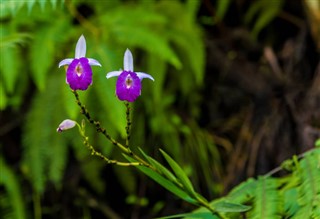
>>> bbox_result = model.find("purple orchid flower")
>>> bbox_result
[59,35,101,90]
[106,49,154,102]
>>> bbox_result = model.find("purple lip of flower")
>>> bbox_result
[106,49,154,102]
[58,35,101,90]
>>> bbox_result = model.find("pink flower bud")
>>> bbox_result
[57,119,76,132]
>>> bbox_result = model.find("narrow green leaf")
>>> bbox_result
[0,32,31,49]
[160,149,196,196]
[123,154,198,205]
[138,147,177,183]
[156,211,219,219]
[22,73,68,192]
[30,18,70,92]
[27,0,36,12]
[111,25,182,69]
[215,0,231,23]
[213,201,251,213]
[30,28,55,91]
[0,80,7,110]
[0,157,26,219]
[315,139,320,148]
[0,0,25,16]
[227,178,257,203]
[0,46,20,93]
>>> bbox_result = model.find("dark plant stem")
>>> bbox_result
[80,129,140,166]
[125,102,131,147]
[72,90,151,168]
[72,90,224,217]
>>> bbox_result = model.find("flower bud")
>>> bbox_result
[57,119,76,132]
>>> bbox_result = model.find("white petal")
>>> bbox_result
[57,119,76,132]
[59,58,73,67]
[75,35,86,58]
[88,58,102,67]
[124,48,133,71]
[106,71,122,79]
[136,72,155,81]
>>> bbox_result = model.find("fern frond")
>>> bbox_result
[247,177,281,219]
[0,0,59,16]
[22,73,68,192]
[30,19,71,91]
[0,33,31,49]
[0,46,20,94]
[0,156,26,219]
[294,149,320,218]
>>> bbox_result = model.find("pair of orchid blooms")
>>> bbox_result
[58,35,154,102]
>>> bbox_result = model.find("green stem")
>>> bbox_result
[72,90,152,168]
[124,102,131,147]
[72,90,222,216]
[79,127,141,166]
[33,191,41,219]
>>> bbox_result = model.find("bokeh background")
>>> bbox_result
[1,0,319,218]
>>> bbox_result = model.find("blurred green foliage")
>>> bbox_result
[2,0,318,218]
[0,0,216,217]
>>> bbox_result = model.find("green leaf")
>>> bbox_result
[160,149,196,197]
[0,32,31,49]
[62,86,81,119]
[113,25,182,69]
[138,147,177,183]
[248,177,281,219]
[227,178,257,203]
[22,73,68,192]
[92,65,126,137]
[168,29,205,85]
[0,46,20,94]
[156,211,219,219]
[30,18,69,91]
[212,201,251,213]
[30,28,55,91]
[244,0,284,38]
[0,157,26,219]
[315,139,320,148]
[123,154,198,205]
[0,0,25,17]
[0,80,7,110]
[214,0,231,23]
[294,148,320,218]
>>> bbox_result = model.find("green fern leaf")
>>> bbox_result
[168,29,205,86]
[113,25,182,69]
[0,32,31,49]
[244,0,284,38]
[0,156,26,219]
[0,0,58,16]
[248,177,281,219]
[30,19,70,91]
[227,178,257,203]
[0,46,20,94]
[294,149,320,218]
[22,73,68,192]
[0,80,7,110]
[0,0,25,16]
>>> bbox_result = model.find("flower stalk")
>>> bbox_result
[125,102,131,147]
[58,37,225,217]
[71,89,224,217]
[72,90,152,168]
